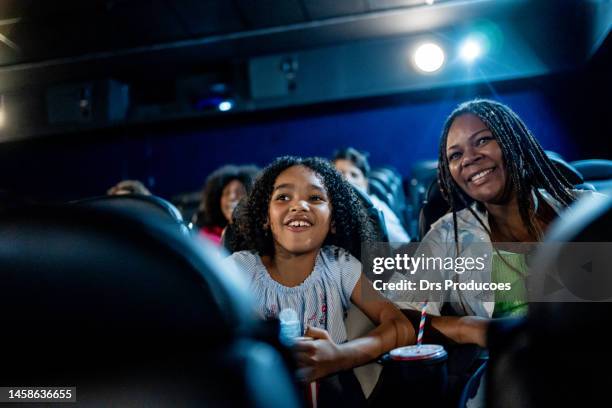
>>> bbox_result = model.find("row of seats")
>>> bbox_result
[171,156,612,245]
[0,195,301,407]
[2,187,609,406]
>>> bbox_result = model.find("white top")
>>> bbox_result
[389,189,598,317]
[225,245,362,343]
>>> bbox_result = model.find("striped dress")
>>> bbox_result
[225,245,361,344]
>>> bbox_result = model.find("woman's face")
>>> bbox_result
[268,165,332,256]
[220,179,247,222]
[446,114,508,204]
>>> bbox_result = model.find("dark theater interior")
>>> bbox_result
[0,0,611,406]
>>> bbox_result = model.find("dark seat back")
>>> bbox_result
[0,205,299,407]
[408,160,439,207]
[370,166,411,230]
[571,159,612,192]
[72,194,190,232]
[488,193,612,407]
[418,179,471,240]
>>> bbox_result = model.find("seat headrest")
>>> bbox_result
[72,194,187,230]
[410,160,438,182]
[547,155,584,185]
[571,159,612,181]
[418,179,470,240]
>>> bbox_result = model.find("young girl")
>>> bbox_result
[225,156,414,388]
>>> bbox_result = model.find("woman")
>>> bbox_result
[195,164,259,245]
[391,99,594,348]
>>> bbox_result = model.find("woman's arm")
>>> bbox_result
[430,315,489,347]
[294,274,414,381]
[400,308,489,348]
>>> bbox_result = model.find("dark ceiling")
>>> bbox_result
[0,0,609,142]
[0,0,461,67]
[0,0,536,88]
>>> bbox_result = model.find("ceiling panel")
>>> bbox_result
[17,0,106,21]
[171,0,244,36]
[0,0,197,65]
[367,0,426,11]
[236,0,306,29]
[302,0,369,20]
[105,0,187,47]
[5,13,106,63]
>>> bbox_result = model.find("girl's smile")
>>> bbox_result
[269,165,332,256]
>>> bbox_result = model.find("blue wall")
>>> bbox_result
[0,88,582,201]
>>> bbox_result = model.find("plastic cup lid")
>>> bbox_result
[389,344,447,361]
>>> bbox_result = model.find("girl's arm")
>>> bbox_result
[294,273,414,381]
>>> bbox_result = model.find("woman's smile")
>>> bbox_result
[467,166,497,186]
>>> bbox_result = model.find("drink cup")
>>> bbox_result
[378,344,448,407]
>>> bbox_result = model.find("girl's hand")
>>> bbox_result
[293,326,346,382]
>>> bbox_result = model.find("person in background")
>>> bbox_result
[195,164,259,245]
[333,147,411,242]
[107,180,151,196]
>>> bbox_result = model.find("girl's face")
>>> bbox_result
[268,165,332,256]
[446,114,509,204]
[221,179,247,222]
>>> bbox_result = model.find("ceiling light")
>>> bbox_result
[218,100,233,112]
[413,43,445,73]
[459,38,483,62]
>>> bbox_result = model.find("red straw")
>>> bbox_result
[417,302,428,347]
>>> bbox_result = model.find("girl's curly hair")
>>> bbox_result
[195,164,259,229]
[231,156,375,260]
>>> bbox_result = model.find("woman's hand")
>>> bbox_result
[293,326,347,382]
[457,316,489,347]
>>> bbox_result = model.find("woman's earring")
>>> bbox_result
[331,221,336,234]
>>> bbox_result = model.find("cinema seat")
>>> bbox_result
[370,167,411,231]
[0,205,300,407]
[417,179,471,241]
[408,160,438,206]
[72,194,190,233]
[571,159,612,192]
[487,192,612,407]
